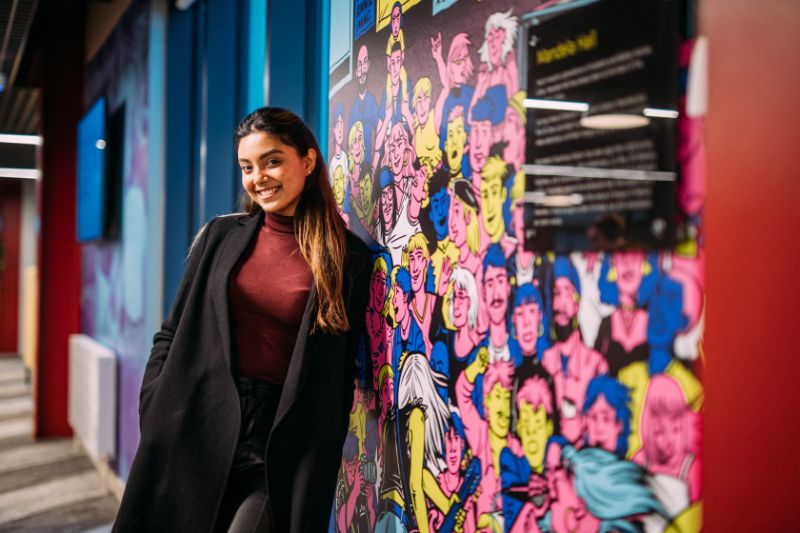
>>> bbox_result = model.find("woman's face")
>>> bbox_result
[651,411,687,466]
[584,394,622,454]
[350,128,364,165]
[415,92,431,124]
[445,427,464,475]
[238,132,313,216]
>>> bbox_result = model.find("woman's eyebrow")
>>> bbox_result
[238,148,284,163]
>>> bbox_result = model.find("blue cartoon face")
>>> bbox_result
[647,276,688,347]
[429,187,451,240]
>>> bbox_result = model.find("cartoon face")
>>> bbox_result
[469,119,492,174]
[483,264,510,326]
[392,284,409,323]
[370,269,388,312]
[356,45,370,85]
[517,402,551,470]
[350,128,364,165]
[445,426,465,475]
[343,457,359,486]
[389,124,409,176]
[553,277,580,327]
[449,48,470,86]
[480,174,506,241]
[429,187,451,240]
[408,248,428,294]
[445,114,467,172]
[513,300,541,355]
[415,91,431,124]
[503,108,525,169]
[549,467,601,533]
[648,278,686,346]
[238,131,312,217]
[390,4,401,37]
[388,48,404,87]
[334,115,344,148]
[451,284,471,329]
[332,166,345,207]
[584,394,622,454]
[448,197,468,248]
[612,251,646,297]
[651,411,687,465]
[380,185,395,226]
[485,382,511,438]
[487,25,506,67]
[359,172,374,213]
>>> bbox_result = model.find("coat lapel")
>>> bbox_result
[211,210,264,371]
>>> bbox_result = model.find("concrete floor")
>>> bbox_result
[0,357,118,532]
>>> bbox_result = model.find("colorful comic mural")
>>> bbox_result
[81,0,155,479]
[328,0,704,531]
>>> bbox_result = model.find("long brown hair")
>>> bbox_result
[235,107,349,334]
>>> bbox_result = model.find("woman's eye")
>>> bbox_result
[241,166,252,172]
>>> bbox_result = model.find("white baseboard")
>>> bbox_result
[74,437,125,502]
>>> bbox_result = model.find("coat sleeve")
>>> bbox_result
[139,218,216,426]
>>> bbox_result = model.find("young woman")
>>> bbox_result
[113,107,371,533]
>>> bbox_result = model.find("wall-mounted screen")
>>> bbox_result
[76,96,107,242]
[523,0,680,253]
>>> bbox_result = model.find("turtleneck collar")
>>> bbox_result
[264,211,295,234]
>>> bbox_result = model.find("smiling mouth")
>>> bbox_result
[256,185,281,200]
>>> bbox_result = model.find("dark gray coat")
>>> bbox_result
[113,210,371,532]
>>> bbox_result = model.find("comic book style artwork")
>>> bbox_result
[328,1,705,531]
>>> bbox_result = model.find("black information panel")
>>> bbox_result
[523,0,680,253]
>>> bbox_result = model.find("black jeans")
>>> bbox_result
[215,376,283,533]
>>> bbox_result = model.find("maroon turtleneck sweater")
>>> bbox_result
[228,212,313,383]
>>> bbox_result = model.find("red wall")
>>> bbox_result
[703,1,800,530]
[0,179,21,353]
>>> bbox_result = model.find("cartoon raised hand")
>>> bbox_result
[527,472,550,518]
[465,346,489,383]
[438,257,453,296]
[431,32,443,61]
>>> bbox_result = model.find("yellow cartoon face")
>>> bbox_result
[485,382,511,438]
[333,166,345,208]
[445,114,466,172]
[480,172,507,241]
[517,401,553,471]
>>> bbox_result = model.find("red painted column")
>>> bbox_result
[35,1,85,437]
[702,0,800,529]
[0,179,21,353]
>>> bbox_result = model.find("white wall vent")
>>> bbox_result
[68,334,117,462]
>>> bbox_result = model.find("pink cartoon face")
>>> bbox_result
[487,25,506,67]
[469,119,492,174]
[452,285,471,329]
[584,395,622,454]
[356,45,369,84]
[503,109,525,170]
[448,198,468,248]
[449,47,470,86]
[484,265,510,326]
[651,412,688,466]
[388,48,404,87]
[612,251,646,297]
[445,426,464,475]
[553,277,580,327]
[380,186,395,226]
[390,5,401,38]
[389,124,409,176]
[334,115,344,147]
[408,249,428,294]
[548,466,600,533]
[513,301,541,355]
